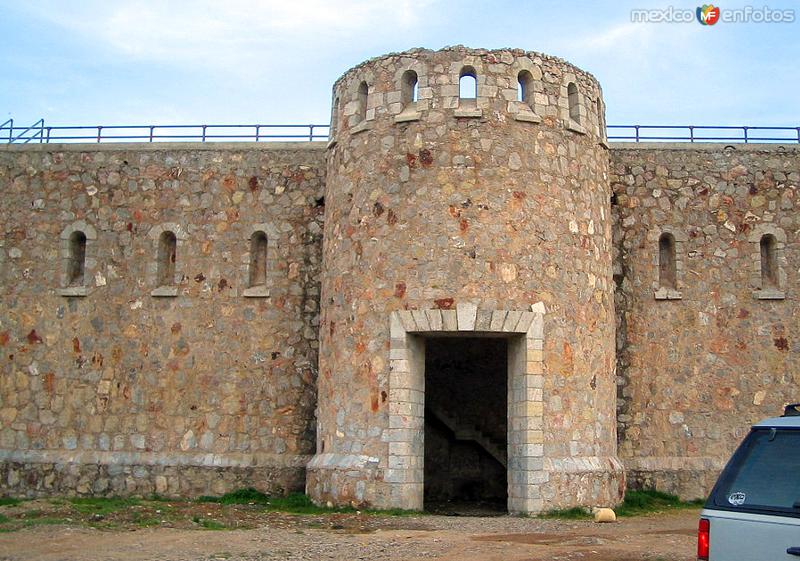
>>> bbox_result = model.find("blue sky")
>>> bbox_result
[1,0,798,129]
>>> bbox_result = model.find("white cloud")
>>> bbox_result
[574,22,655,52]
[20,0,435,67]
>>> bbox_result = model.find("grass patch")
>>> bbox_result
[539,506,593,520]
[0,498,21,507]
[131,511,165,528]
[148,493,173,502]
[198,489,419,516]
[68,497,141,516]
[22,517,72,528]
[0,514,10,524]
[538,489,704,520]
[616,489,704,517]
[199,489,339,514]
[192,515,227,530]
[265,493,339,514]
[20,510,45,519]
[198,488,271,505]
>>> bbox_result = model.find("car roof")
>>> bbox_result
[752,416,800,428]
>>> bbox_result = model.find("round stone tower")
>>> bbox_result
[307,46,624,513]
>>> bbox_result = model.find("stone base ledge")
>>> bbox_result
[306,453,387,509]
[623,456,726,501]
[0,455,308,499]
[539,455,626,511]
[0,449,311,469]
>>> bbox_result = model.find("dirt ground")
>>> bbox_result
[0,500,700,561]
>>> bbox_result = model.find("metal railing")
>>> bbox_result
[607,125,800,144]
[0,121,329,144]
[1,119,13,143]
[2,120,799,145]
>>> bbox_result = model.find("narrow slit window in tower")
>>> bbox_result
[401,70,418,107]
[568,82,580,124]
[459,67,477,99]
[517,70,534,106]
[357,81,368,123]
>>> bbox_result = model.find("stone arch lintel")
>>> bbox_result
[243,223,280,244]
[147,223,188,241]
[60,220,97,241]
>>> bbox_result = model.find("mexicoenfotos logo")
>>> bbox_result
[697,4,721,25]
[631,4,795,23]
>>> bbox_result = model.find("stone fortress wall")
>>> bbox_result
[0,46,797,510]
[0,144,325,497]
[611,144,800,498]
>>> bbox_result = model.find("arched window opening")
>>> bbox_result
[658,233,677,290]
[249,231,268,288]
[357,81,369,123]
[401,70,418,106]
[67,231,87,286]
[459,66,477,99]
[517,70,534,105]
[567,82,580,124]
[760,234,778,288]
[157,231,177,287]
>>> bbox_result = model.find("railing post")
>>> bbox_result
[202,125,207,142]
[97,126,103,143]
[309,124,314,141]
[796,127,799,144]
[46,128,52,143]
[689,126,694,143]
[7,119,12,144]
[634,125,640,142]
[255,125,261,142]
[149,126,155,142]
[39,120,45,144]
[743,126,749,144]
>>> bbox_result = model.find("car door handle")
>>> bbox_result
[787,547,800,556]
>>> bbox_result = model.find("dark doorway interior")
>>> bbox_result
[424,336,508,515]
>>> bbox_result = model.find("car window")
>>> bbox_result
[713,428,800,513]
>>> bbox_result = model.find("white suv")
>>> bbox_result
[698,404,800,560]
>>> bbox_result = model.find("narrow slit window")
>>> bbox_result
[568,82,580,124]
[357,81,368,123]
[517,70,534,105]
[459,66,477,99]
[401,70,418,106]
[67,231,87,286]
[658,233,677,290]
[760,234,778,288]
[249,231,268,288]
[157,231,177,287]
